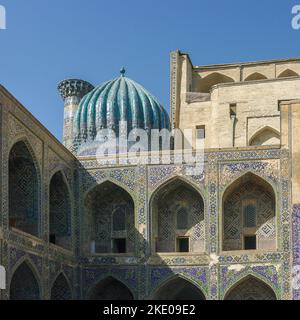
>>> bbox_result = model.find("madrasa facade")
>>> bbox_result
[1,50,300,300]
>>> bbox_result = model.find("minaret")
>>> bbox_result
[58,79,94,151]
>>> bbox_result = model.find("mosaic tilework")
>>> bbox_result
[154,182,205,253]
[84,181,135,254]
[207,155,218,299]
[170,50,179,129]
[219,160,279,189]
[136,165,148,269]
[83,267,138,299]
[50,273,72,300]
[224,276,277,300]
[7,114,43,169]
[279,156,291,300]
[0,102,77,300]
[88,276,134,300]
[81,167,136,194]
[148,164,205,194]
[10,262,41,300]
[0,92,295,300]
[220,264,280,300]
[49,171,71,249]
[149,267,209,298]
[223,178,276,251]
[293,204,300,300]
[9,141,40,236]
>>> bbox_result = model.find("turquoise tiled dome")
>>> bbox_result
[74,68,170,146]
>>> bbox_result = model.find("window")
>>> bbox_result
[244,204,256,228]
[196,125,205,139]
[112,207,126,231]
[155,237,159,253]
[49,234,56,245]
[244,235,256,250]
[9,218,17,228]
[230,103,237,117]
[177,237,189,252]
[113,238,126,253]
[176,207,188,230]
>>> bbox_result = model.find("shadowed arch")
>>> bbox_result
[198,72,235,93]
[150,176,205,253]
[10,261,41,300]
[224,275,277,300]
[49,171,72,249]
[277,69,299,78]
[84,180,135,254]
[51,273,72,300]
[9,140,40,237]
[244,72,268,81]
[222,172,276,251]
[249,126,280,146]
[151,275,206,300]
[88,276,134,300]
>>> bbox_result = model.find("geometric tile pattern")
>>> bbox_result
[9,141,39,236]
[224,276,276,300]
[49,171,71,249]
[50,273,72,300]
[0,103,295,300]
[84,181,135,253]
[153,180,205,253]
[223,176,276,251]
[10,262,40,300]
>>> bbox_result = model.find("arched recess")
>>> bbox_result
[49,171,72,249]
[198,72,235,93]
[10,261,41,300]
[88,276,134,300]
[150,177,205,253]
[222,172,276,251]
[277,69,299,78]
[249,126,280,146]
[51,273,72,300]
[9,140,40,237]
[244,72,268,81]
[151,275,206,300]
[84,181,135,254]
[224,275,277,300]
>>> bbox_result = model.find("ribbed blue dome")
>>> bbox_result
[73,71,170,147]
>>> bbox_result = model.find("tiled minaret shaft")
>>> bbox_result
[58,79,94,151]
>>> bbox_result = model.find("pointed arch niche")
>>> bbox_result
[198,72,235,93]
[49,171,72,249]
[88,276,134,300]
[277,69,299,78]
[244,72,268,81]
[152,276,206,300]
[224,275,277,300]
[9,141,40,237]
[51,273,72,300]
[249,127,280,146]
[150,177,205,254]
[10,261,40,300]
[84,181,135,254]
[222,173,276,251]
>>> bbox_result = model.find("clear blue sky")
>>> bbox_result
[0,0,299,140]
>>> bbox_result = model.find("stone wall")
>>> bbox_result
[0,85,78,300]
[171,51,300,150]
